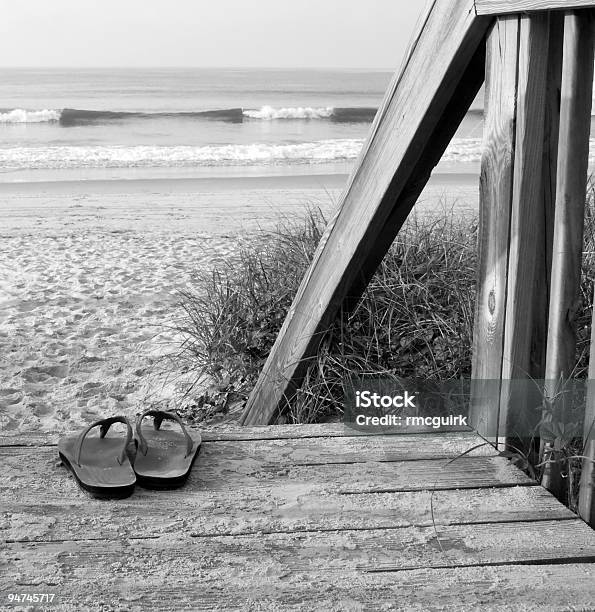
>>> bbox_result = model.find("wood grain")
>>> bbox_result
[3,521,595,589]
[0,421,471,447]
[531,12,563,380]
[2,563,594,611]
[241,0,490,424]
[475,0,595,15]
[1,486,572,544]
[498,13,551,450]
[0,447,530,500]
[545,10,594,383]
[471,14,552,448]
[470,16,519,439]
[543,10,595,497]
[2,424,593,610]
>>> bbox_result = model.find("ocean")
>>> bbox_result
[0,68,487,183]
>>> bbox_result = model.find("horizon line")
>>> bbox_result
[0,65,396,72]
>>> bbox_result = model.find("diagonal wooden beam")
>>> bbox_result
[475,0,595,15]
[240,0,491,425]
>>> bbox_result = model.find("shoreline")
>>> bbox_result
[0,168,479,192]
[0,171,480,237]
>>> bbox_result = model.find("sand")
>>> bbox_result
[0,172,478,435]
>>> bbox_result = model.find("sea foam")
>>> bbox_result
[3,136,593,170]
[243,106,334,120]
[0,109,61,123]
[0,140,365,170]
[0,106,377,125]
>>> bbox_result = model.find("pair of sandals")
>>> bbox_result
[58,410,202,498]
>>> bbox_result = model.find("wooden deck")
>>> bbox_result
[2,424,595,610]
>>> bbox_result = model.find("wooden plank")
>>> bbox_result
[0,445,532,504]
[0,422,472,447]
[545,9,594,389]
[475,0,595,15]
[0,430,492,462]
[341,33,487,309]
[470,16,520,440]
[543,10,595,497]
[579,295,595,525]
[2,563,594,611]
[531,12,563,379]
[471,14,552,448]
[240,0,491,424]
[194,431,495,465]
[3,520,595,583]
[1,486,572,543]
[499,13,551,438]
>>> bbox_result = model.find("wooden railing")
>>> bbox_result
[239,0,595,527]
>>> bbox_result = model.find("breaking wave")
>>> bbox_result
[0,109,62,123]
[243,106,378,122]
[0,138,496,170]
[0,106,378,126]
[0,140,365,170]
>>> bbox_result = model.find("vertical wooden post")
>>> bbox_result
[470,16,519,442]
[531,13,563,379]
[471,14,553,450]
[579,300,595,526]
[542,10,595,498]
[499,14,551,446]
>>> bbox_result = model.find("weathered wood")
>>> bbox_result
[498,13,552,452]
[579,296,595,525]
[471,14,553,448]
[545,9,594,386]
[241,0,491,424]
[3,520,595,583]
[2,425,593,610]
[470,16,520,440]
[0,430,489,459]
[2,563,594,611]
[0,447,529,500]
[0,421,471,447]
[532,12,563,379]
[1,486,572,543]
[475,0,595,15]
[543,10,595,497]
[342,36,487,309]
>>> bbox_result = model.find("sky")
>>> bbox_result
[0,0,422,69]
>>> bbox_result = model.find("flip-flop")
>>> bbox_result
[58,416,136,499]
[133,410,201,489]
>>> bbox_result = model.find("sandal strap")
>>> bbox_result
[136,410,194,458]
[74,416,132,466]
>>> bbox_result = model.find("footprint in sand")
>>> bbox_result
[29,402,52,417]
[22,364,69,383]
[79,381,105,398]
[0,388,24,406]
[75,355,105,373]
[17,300,42,313]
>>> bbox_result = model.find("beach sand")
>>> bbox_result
[0,172,478,435]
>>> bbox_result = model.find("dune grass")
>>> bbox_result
[175,192,595,426]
